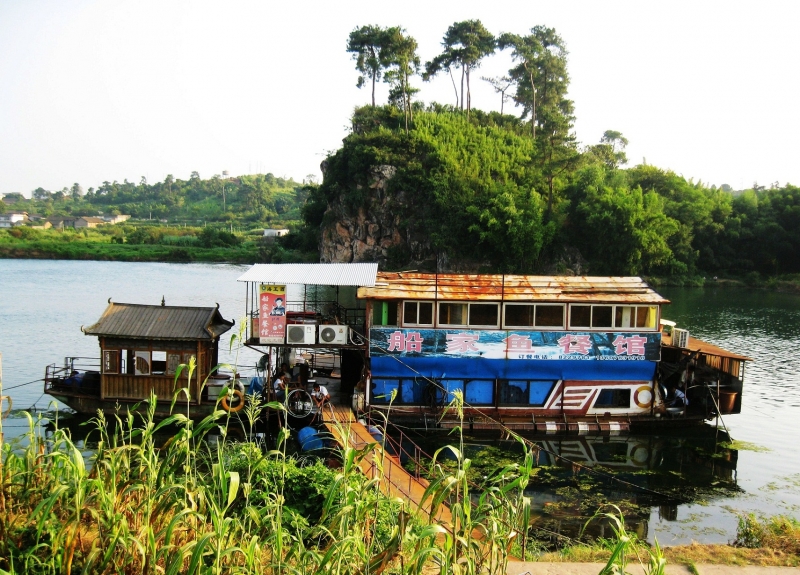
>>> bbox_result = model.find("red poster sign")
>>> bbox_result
[259,284,286,344]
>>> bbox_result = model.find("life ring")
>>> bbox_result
[221,388,245,413]
[630,443,649,466]
[633,385,653,409]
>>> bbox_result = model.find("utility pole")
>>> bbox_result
[221,170,229,212]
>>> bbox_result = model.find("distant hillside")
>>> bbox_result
[0,172,312,230]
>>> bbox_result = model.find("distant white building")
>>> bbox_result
[0,211,28,228]
[263,228,290,238]
[103,214,131,224]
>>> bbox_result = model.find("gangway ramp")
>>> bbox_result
[321,406,520,563]
[321,405,451,525]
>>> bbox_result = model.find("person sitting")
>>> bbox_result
[273,370,287,402]
[667,383,688,408]
[311,383,330,408]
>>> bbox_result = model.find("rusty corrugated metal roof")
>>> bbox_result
[358,273,670,304]
[237,263,378,286]
[83,302,234,341]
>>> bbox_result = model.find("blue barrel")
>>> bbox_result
[297,426,323,451]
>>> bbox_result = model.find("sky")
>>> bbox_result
[1,0,799,197]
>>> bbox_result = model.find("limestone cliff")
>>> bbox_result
[318,163,432,268]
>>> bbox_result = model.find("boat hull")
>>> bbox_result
[47,391,220,420]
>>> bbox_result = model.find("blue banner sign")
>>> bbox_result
[370,328,661,362]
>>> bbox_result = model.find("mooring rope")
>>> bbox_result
[1,377,44,391]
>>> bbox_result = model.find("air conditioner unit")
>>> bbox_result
[286,324,316,345]
[672,328,690,348]
[318,324,349,345]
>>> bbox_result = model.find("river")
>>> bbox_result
[0,260,798,546]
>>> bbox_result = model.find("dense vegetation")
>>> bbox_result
[3,20,799,282]
[0,172,311,228]
[0,172,321,263]
[296,21,800,280]
[2,393,796,573]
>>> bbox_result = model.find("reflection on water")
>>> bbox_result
[407,427,741,546]
[526,430,740,546]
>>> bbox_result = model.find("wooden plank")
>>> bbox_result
[321,405,519,562]
[322,406,450,524]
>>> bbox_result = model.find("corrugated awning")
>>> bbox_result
[237,263,379,287]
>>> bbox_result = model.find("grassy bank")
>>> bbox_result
[0,226,261,263]
[0,239,259,263]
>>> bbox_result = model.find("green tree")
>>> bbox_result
[500,26,577,213]
[587,130,629,170]
[424,20,495,116]
[347,25,394,107]
[70,183,83,200]
[382,27,420,133]
[481,75,513,115]
[566,166,678,275]
[32,187,51,201]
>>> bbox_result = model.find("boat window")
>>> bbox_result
[402,301,433,326]
[613,305,660,329]
[499,379,555,406]
[594,388,631,409]
[592,306,613,328]
[536,305,565,328]
[167,353,182,375]
[468,303,499,327]
[504,304,534,327]
[570,305,591,327]
[103,350,119,374]
[439,302,467,326]
[504,304,565,329]
[373,300,399,326]
[499,380,529,405]
[572,305,655,330]
[152,351,167,375]
[615,306,636,328]
[134,351,151,375]
[464,380,494,405]
[636,306,657,328]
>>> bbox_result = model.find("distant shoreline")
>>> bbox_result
[0,242,257,264]
[3,244,799,293]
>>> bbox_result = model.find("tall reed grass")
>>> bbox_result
[0,339,666,574]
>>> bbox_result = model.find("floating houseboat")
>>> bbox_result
[44,301,240,418]
[46,264,749,432]
[237,264,750,432]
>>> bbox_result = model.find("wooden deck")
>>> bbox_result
[321,405,451,525]
[321,405,520,563]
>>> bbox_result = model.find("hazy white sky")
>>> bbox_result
[1,0,798,196]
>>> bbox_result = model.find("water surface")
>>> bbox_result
[0,261,798,545]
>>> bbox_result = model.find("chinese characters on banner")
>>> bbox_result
[259,284,286,344]
[373,328,659,361]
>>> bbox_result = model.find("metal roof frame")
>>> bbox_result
[237,263,379,287]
